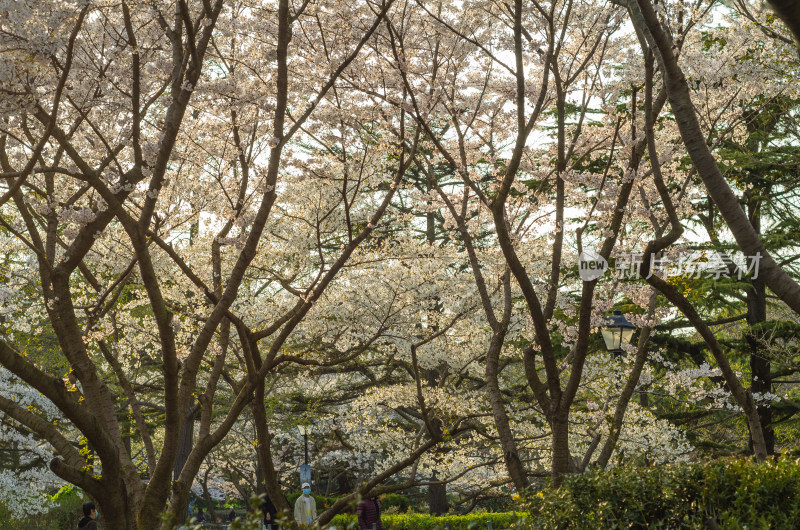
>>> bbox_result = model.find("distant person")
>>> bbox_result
[196,507,206,523]
[227,507,236,522]
[261,493,279,529]
[77,501,98,529]
[293,482,317,525]
[357,495,384,530]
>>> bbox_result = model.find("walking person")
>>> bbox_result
[293,482,317,526]
[227,507,236,522]
[77,501,98,529]
[196,507,207,523]
[357,495,384,530]
[261,493,279,529]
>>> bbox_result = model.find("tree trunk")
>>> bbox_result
[745,190,774,454]
[486,328,530,490]
[202,467,220,523]
[551,413,572,487]
[428,473,448,515]
[426,366,449,515]
[747,273,774,454]
[425,201,451,513]
[252,379,292,514]
[89,476,141,530]
[171,397,196,525]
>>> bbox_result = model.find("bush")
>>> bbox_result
[702,457,800,528]
[380,494,411,514]
[527,457,800,529]
[285,492,413,515]
[0,485,86,530]
[329,511,523,529]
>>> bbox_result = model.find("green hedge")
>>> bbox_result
[381,493,411,513]
[329,512,521,529]
[527,457,800,529]
[284,493,412,517]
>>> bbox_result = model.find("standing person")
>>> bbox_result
[77,501,98,529]
[357,495,384,530]
[227,507,236,522]
[293,483,317,526]
[261,493,279,529]
[196,507,207,523]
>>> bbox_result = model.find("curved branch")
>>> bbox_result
[0,394,83,469]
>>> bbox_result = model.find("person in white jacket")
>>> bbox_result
[294,482,317,525]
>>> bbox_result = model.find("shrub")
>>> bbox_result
[526,456,800,529]
[329,511,523,529]
[381,493,411,514]
[702,457,800,528]
[285,493,411,516]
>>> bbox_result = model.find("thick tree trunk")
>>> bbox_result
[171,397,196,525]
[88,475,141,530]
[252,379,292,514]
[428,475,448,515]
[550,414,572,487]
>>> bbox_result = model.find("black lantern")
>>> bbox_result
[601,309,636,353]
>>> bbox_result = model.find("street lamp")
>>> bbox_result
[297,424,310,465]
[601,309,636,354]
[297,424,312,488]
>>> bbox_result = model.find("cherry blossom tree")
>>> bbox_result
[0,0,412,526]
[2,0,799,525]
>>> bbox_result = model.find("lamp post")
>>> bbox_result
[298,424,310,465]
[601,309,636,354]
[298,424,311,488]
